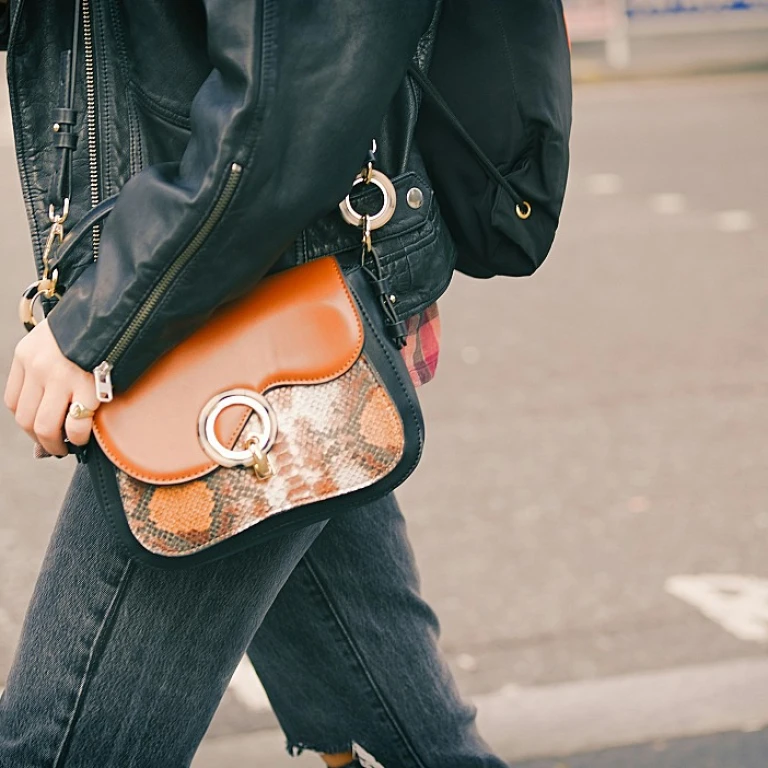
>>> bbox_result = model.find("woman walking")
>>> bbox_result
[0,0,570,766]
[0,1,509,766]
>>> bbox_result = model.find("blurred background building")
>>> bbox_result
[1,8,767,766]
[566,0,768,72]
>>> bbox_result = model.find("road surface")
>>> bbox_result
[1,62,767,765]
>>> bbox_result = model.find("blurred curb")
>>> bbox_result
[572,57,768,85]
[571,23,768,84]
[193,656,768,767]
[475,654,768,761]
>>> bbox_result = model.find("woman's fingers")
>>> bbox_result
[34,387,70,457]
[13,378,44,443]
[4,357,24,414]
[6,320,99,451]
[64,389,99,447]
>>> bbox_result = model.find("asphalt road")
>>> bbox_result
[515,728,768,768]
[1,65,767,765]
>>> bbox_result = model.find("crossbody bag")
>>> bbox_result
[20,1,425,569]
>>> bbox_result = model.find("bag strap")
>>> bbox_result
[48,0,83,215]
[408,65,521,206]
[49,195,117,275]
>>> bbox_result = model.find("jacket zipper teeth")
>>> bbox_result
[82,0,101,258]
[94,163,244,396]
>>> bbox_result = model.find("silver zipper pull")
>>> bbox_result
[93,361,114,403]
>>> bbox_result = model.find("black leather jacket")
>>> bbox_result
[2,0,454,393]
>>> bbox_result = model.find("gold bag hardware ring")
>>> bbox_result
[197,389,279,481]
[338,168,397,232]
[19,201,70,332]
[19,277,61,333]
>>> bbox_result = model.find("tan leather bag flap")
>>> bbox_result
[93,257,364,485]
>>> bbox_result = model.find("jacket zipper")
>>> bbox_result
[82,0,101,258]
[92,162,244,402]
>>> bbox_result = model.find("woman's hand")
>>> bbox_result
[4,319,100,456]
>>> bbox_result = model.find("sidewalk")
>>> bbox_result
[2,21,768,768]
[571,18,768,82]
[192,656,768,767]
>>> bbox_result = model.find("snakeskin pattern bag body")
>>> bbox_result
[88,258,424,568]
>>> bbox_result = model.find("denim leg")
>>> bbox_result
[248,493,509,768]
[0,466,326,768]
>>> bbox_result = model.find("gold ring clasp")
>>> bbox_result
[244,436,273,481]
[339,169,397,231]
[19,275,62,333]
[19,199,71,332]
[198,389,278,479]
[48,198,71,226]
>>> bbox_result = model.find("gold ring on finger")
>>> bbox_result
[68,402,96,420]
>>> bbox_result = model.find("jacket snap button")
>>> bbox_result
[406,187,424,209]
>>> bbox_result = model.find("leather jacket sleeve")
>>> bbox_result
[47,0,437,392]
[0,2,10,51]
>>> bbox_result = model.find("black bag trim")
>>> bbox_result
[86,266,424,570]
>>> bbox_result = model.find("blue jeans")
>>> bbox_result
[0,466,508,767]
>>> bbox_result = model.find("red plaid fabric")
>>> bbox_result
[400,302,441,388]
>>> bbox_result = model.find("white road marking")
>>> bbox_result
[665,574,768,643]
[754,511,768,530]
[228,657,271,712]
[455,653,479,672]
[627,495,650,514]
[649,193,686,215]
[715,209,755,233]
[460,346,481,366]
[585,173,622,196]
